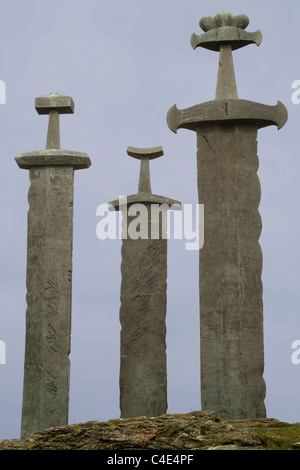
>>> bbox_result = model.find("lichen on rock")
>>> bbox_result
[0,411,299,451]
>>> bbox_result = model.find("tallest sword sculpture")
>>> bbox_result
[167,12,287,419]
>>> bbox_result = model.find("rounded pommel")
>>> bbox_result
[200,12,249,32]
[191,11,261,51]
[35,93,74,115]
[127,146,163,160]
[126,146,163,195]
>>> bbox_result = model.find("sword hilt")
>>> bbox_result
[15,93,91,170]
[191,12,262,100]
[35,93,75,150]
[127,146,163,195]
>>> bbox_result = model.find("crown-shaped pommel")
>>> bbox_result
[191,12,262,51]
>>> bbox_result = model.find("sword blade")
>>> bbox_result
[119,205,168,418]
[21,166,74,436]
[197,122,266,419]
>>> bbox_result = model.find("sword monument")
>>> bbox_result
[110,146,181,418]
[167,12,287,419]
[16,93,91,436]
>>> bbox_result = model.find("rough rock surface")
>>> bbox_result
[0,411,299,450]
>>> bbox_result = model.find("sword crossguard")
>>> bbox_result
[127,146,163,195]
[35,93,75,150]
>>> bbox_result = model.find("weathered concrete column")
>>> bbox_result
[110,147,181,418]
[167,12,288,419]
[16,93,91,437]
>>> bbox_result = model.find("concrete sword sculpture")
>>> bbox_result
[16,93,91,437]
[110,146,181,418]
[167,12,288,419]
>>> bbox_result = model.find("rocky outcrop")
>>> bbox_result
[0,411,299,450]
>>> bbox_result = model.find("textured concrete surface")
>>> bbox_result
[110,147,180,419]
[119,206,168,418]
[21,166,75,437]
[197,122,266,419]
[16,93,91,437]
[167,13,287,419]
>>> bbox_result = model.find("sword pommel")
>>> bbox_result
[127,146,163,160]
[126,146,163,195]
[35,93,75,149]
[191,12,262,52]
[35,93,74,115]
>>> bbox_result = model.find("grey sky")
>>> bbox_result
[0,0,299,439]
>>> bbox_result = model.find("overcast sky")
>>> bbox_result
[0,0,299,439]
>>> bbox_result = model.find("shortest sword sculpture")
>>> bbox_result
[16,93,91,437]
[167,12,287,419]
[110,146,181,418]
